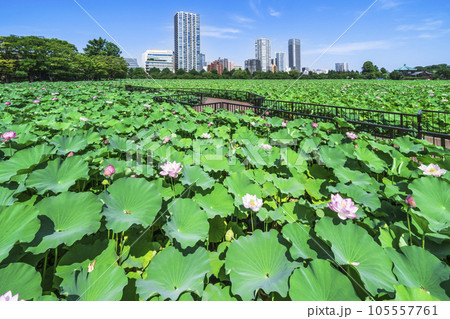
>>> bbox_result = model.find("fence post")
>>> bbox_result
[417,110,422,139]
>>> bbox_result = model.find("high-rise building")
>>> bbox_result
[335,62,349,72]
[217,57,229,71]
[255,38,271,72]
[141,49,174,72]
[199,53,206,68]
[228,61,235,71]
[244,59,262,74]
[275,51,286,72]
[125,58,140,69]
[288,38,301,71]
[174,11,201,72]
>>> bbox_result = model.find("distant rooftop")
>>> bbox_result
[395,64,417,71]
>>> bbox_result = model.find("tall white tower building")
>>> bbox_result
[288,38,301,71]
[275,51,286,72]
[255,38,271,72]
[174,11,201,72]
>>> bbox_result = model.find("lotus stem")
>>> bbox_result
[250,211,254,233]
[42,250,49,279]
[407,207,413,246]
[422,233,426,249]
[54,247,58,272]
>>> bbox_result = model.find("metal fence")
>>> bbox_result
[125,85,449,148]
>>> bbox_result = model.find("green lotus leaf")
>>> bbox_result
[0,185,17,206]
[393,136,424,155]
[108,135,135,152]
[26,156,89,194]
[136,246,209,300]
[209,216,227,243]
[27,192,102,254]
[51,135,88,155]
[223,172,261,206]
[289,259,360,301]
[281,222,318,260]
[299,137,322,154]
[163,198,209,249]
[202,283,237,301]
[225,229,295,300]
[60,255,127,301]
[200,154,229,172]
[393,284,440,301]
[409,177,450,232]
[180,165,215,190]
[209,241,229,278]
[273,176,305,197]
[315,217,397,295]
[193,183,235,218]
[304,178,326,200]
[354,147,386,173]
[0,143,54,183]
[0,204,40,262]
[318,146,347,168]
[329,182,380,213]
[100,178,162,233]
[385,246,450,301]
[0,263,42,300]
[333,166,381,193]
[279,146,308,172]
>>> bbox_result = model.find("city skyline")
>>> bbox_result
[1,1,449,71]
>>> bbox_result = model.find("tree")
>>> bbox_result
[389,70,402,80]
[380,67,387,74]
[189,68,199,76]
[175,68,186,76]
[84,37,121,57]
[129,67,148,79]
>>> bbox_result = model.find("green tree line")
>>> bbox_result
[0,35,128,82]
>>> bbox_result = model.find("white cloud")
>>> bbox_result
[303,40,391,55]
[397,19,443,32]
[269,8,281,17]
[202,26,241,39]
[249,0,262,16]
[231,15,255,24]
[380,0,402,10]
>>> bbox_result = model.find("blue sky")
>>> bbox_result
[1,0,449,71]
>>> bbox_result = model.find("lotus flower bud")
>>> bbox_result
[4,101,11,106]
[312,122,318,128]
[405,195,416,208]
[103,165,115,177]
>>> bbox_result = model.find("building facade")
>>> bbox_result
[335,62,349,72]
[288,38,301,71]
[275,51,286,72]
[199,53,206,68]
[174,11,201,72]
[255,38,271,72]
[141,49,174,72]
[244,59,262,74]
[125,58,140,69]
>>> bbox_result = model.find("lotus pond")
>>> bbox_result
[0,81,449,301]
[124,79,450,113]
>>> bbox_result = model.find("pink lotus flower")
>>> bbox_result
[0,291,24,301]
[208,122,213,127]
[80,117,90,122]
[312,122,318,128]
[103,165,115,177]
[93,96,97,99]
[405,195,416,208]
[106,101,113,104]
[163,136,170,143]
[181,116,184,119]
[202,133,211,139]
[144,104,151,108]
[159,161,182,178]
[4,101,11,106]
[33,100,40,103]
[130,175,138,178]
[443,99,448,102]
[52,97,58,101]
[327,194,358,220]
[251,121,256,126]
[173,111,176,114]
[103,139,109,144]
[261,143,272,150]
[346,132,358,140]
[282,121,287,127]
[418,163,446,177]
[1,131,17,142]
[51,92,59,95]
[242,194,263,212]
[160,108,164,111]
[265,111,269,115]
[67,152,74,157]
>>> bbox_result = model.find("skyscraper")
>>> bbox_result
[174,11,201,72]
[275,51,286,72]
[255,38,271,72]
[244,59,262,74]
[288,38,301,71]
[335,62,349,72]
